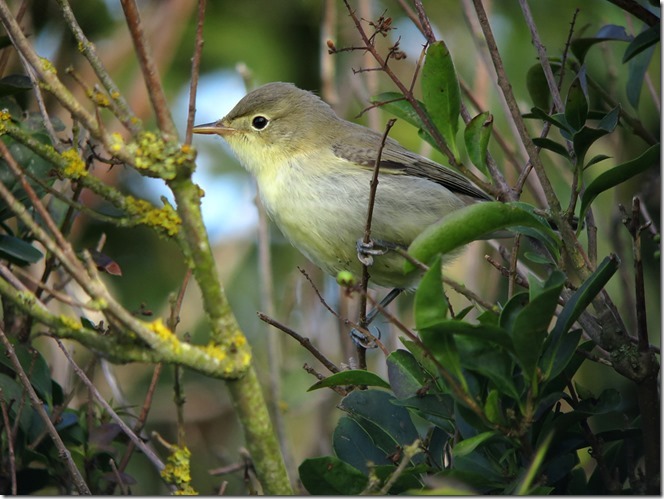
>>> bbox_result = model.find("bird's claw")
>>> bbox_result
[350,326,381,349]
[356,239,389,266]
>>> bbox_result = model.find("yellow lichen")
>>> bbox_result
[59,314,82,331]
[88,89,110,108]
[108,133,124,153]
[125,196,181,237]
[40,57,57,74]
[124,131,196,180]
[61,149,87,179]
[161,446,197,495]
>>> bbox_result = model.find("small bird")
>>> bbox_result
[193,82,490,290]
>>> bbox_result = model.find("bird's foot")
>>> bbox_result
[356,238,390,266]
[350,325,381,349]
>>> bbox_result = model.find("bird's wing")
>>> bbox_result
[332,135,492,201]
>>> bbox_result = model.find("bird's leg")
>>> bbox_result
[350,287,404,348]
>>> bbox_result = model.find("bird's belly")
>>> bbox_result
[258,168,466,288]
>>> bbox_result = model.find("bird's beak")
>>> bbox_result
[192,120,235,136]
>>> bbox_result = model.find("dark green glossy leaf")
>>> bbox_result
[585,154,611,169]
[307,370,389,391]
[0,75,32,97]
[542,328,583,381]
[565,73,588,132]
[333,416,390,473]
[0,134,55,222]
[422,40,461,158]
[339,389,420,449]
[579,143,659,222]
[391,394,455,433]
[387,349,429,399]
[0,342,53,407]
[425,319,513,350]
[0,234,43,265]
[509,272,565,381]
[406,202,560,272]
[419,323,465,391]
[626,44,655,109]
[414,255,447,329]
[299,456,368,495]
[572,125,610,164]
[457,339,521,401]
[551,255,619,341]
[526,62,562,110]
[533,137,570,159]
[464,112,493,174]
[525,107,571,132]
[570,24,632,63]
[623,23,660,63]
[0,373,33,433]
[597,105,621,132]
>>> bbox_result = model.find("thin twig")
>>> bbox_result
[120,0,177,138]
[518,0,565,113]
[53,339,168,477]
[257,312,340,374]
[185,0,206,145]
[0,392,17,495]
[358,118,396,367]
[0,327,91,494]
[56,0,140,134]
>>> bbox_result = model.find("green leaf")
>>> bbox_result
[392,394,455,433]
[570,24,632,63]
[515,431,554,495]
[549,255,619,342]
[0,342,53,407]
[623,23,660,63]
[509,271,565,381]
[483,389,503,425]
[307,370,390,391]
[542,328,583,381]
[532,137,570,159]
[0,134,56,222]
[339,389,420,449]
[299,456,368,495]
[422,40,461,158]
[526,62,562,110]
[579,143,659,222]
[0,234,43,265]
[333,416,391,473]
[419,323,465,391]
[525,107,571,132]
[626,44,655,109]
[464,112,493,174]
[572,126,609,164]
[371,91,427,130]
[424,320,513,350]
[584,154,611,169]
[453,431,499,458]
[565,73,588,132]
[406,202,560,272]
[414,255,447,329]
[0,75,32,97]
[387,349,429,399]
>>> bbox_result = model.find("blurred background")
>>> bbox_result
[12,0,660,493]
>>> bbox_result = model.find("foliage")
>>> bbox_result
[0,0,659,495]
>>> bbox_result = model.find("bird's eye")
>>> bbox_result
[251,115,269,130]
